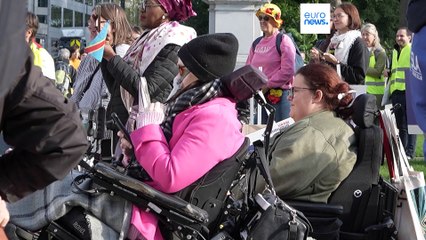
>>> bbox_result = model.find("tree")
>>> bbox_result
[352,0,399,53]
[184,0,209,35]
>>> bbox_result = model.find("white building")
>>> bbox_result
[27,0,118,55]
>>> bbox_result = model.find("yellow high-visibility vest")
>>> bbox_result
[30,41,43,68]
[389,44,411,94]
[365,51,385,94]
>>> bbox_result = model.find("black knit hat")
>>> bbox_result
[178,33,239,83]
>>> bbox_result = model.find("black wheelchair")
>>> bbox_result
[288,93,398,240]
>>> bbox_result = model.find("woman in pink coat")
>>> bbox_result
[120,33,246,240]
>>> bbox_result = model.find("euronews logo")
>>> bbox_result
[300,3,331,34]
[303,12,329,25]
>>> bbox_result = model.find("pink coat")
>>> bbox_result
[129,97,245,239]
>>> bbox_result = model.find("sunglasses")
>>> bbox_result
[289,87,315,98]
[258,15,271,22]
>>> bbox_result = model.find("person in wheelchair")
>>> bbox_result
[265,63,357,203]
[118,32,245,239]
[6,33,246,240]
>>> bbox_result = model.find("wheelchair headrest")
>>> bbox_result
[351,94,378,128]
[221,65,268,101]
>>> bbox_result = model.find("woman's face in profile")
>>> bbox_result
[332,7,350,32]
[288,74,316,122]
[139,0,166,29]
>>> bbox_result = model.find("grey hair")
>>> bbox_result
[361,23,382,49]
[58,48,70,61]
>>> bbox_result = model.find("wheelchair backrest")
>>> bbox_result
[174,137,250,232]
[328,94,384,232]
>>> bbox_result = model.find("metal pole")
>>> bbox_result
[47,0,51,52]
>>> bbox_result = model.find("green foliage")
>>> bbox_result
[183,0,209,35]
[353,0,399,54]
[268,0,400,56]
[273,0,333,56]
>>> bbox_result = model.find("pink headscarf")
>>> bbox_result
[157,0,196,21]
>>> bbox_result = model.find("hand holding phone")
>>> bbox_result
[111,112,134,161]
[111,112,132,143]
[313,47,324,57]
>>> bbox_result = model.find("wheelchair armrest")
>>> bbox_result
[92,162,209,224]
[287,200,343,218]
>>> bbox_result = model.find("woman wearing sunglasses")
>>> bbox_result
[246,3,296,123]
[266,63,357,203]
[100,0,196,130]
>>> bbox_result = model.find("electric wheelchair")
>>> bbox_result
[6,66,397,240]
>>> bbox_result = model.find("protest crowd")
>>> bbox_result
[0,0,425,239]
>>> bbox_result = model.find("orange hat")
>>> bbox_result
[256,3,283,27]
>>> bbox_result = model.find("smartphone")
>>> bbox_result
[111,112,152,181]
[111,112,132,144]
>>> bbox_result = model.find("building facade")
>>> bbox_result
[27,0,118,55]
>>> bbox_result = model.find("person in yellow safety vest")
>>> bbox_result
[387,27,417,159]
[361,23,387,110]
[25,12,56,81]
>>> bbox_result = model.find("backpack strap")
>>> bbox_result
[275,32,283,56]
[251,36,263,52]
[252,33,283,56]
[82,64,101,95]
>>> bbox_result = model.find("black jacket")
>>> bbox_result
[407,0,426,33]
[0,51,88,202]
[339,37,369,85]
[101,44,180,125]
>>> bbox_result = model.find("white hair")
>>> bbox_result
[58,48,70,61]
[361,23,382,49]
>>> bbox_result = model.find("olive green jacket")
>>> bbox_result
[268,110,357,203]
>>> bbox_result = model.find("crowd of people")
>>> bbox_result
[0,0,425,239]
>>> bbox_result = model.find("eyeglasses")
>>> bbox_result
[332,13,347,19]
[289,87,315,98]
[139,1,162,11]
[258,15,271,22]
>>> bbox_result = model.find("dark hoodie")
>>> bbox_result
[0,0,88,202]
[407,0,426,33]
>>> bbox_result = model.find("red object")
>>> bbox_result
[379,113,395,179]
[267,95,281,104]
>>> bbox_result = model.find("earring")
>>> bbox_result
[162,15,166,20]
